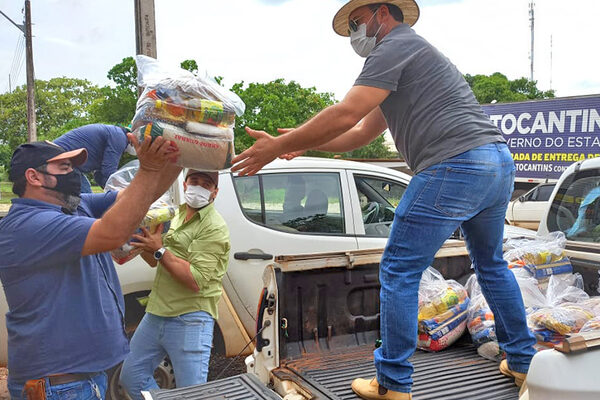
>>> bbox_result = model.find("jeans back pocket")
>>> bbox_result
[434,166,496,218]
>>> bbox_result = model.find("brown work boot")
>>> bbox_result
[351,377,412,400]
[499,360,527,387]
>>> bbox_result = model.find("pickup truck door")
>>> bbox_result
[346,170,410,250]
[216,169,358,334]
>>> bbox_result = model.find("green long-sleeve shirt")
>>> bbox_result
[146,203,230,319]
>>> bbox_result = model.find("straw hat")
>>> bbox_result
[332,0,420,37]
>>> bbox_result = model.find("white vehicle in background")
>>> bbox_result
[506,182,556,230]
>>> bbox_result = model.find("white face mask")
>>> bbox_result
[350,10,383,58]
[184,185,213,209]
[125,143,137,156]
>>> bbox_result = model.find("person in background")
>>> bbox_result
[0,136,180,400]
[231,1,536,399]
[54,123,135,193]
[120,169,230,400]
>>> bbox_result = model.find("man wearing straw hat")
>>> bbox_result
[232,1,536,398]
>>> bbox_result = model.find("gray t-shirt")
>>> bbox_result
[355,24,505,173]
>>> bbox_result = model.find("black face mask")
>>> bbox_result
[40,169,82,197]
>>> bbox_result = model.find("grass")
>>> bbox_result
[0,182,14,205]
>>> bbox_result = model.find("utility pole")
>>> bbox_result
[134,0,157,58]
[24,0,36,142]
[529,1,535,82]
[0,3,36,142]
[134,0,156,95]
[550,35,553,90]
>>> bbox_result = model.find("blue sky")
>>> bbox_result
[0,0,599,102]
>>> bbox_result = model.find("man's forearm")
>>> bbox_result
[160,250,200,292]
[83,169,167,255]
[277,103,361,154]
[312,125,372,153]
[152,163,183,202]
[102,170,162,240]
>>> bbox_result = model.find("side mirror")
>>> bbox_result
[518,195,526,203]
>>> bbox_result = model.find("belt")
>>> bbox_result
[48,373,97,386]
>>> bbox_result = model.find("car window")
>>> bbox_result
[354,175,406,237]
[234,175,262,224]
[547,169,600,242]
[523,188,537,201]
[233,172,345,234]
[536,184,555,202]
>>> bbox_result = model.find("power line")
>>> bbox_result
[14,44,26,86]
[9,35,25,88]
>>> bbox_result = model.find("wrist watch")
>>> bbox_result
[153,247,166,260]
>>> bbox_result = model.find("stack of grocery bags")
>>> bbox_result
[132,55,245,171]
[417,267,470,352]
[105,56,246,264]
[412,232,600,361]
[504,232,600,350]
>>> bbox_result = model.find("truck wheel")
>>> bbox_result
[106,358,175,400]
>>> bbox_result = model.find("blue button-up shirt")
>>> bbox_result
[54,124,128,188]
[0,192,129,384]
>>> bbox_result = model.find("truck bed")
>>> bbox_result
[276,342,518,400]
[261,248,520,399]
[143,373,281,400]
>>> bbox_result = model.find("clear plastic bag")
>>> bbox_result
[465,275,497,346]
[132,55,244,171]
[580,316,600,333]
[504,232,572,279]
[528,303,594,335]
[104,160,176,264]
[417,267,469,351]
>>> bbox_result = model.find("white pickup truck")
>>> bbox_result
[0,157,415,397]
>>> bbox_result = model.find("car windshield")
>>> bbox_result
[547,168,600,242]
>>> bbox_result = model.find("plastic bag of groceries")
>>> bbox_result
[464,275,504,361]
[104,160,176,264]
[417,267,469,352]
[525,273,593,346]
[132,55,245,171]
[569,298,600,333]
[504,232,572,279]
[580,316,600,333]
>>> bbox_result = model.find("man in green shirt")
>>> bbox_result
[120,170,230,400]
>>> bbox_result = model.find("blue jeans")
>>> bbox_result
[120,311,214,400]
[8,372,107,400]
[374,143,536,393]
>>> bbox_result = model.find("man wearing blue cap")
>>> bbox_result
[0,136,180,400]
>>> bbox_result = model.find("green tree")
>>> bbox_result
[230,79,336,155]
[0,78,103,150]
[180,59,198,74]
[107,56,137,93]
[464,72,555,104]
[88,57,138,126]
